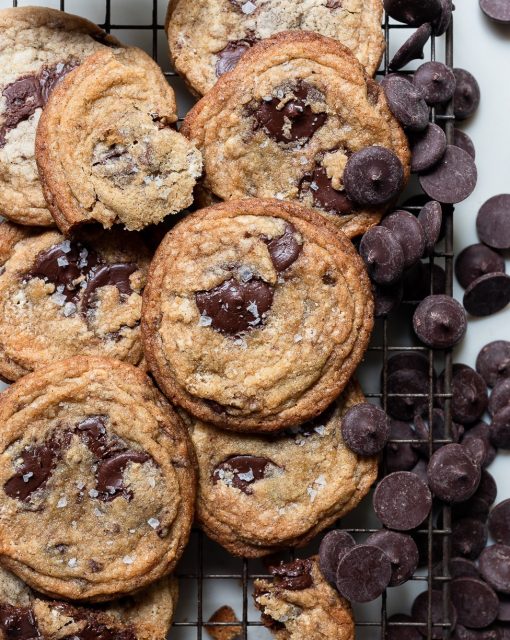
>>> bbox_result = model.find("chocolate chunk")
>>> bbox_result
[433,0,454,35]
[454,129,476,159]
[387,614,423,640]
[489,379,510,416]
[195,277,274,336]
[451,577,499,628]
[76,415,120,459]
[413,295,467,349]
[359,226,405,285]
[490,406,510,448]
[463,273,510,317]
[386,368,429,421]
[383,0,442,25]
[387,351,430,377]
[264,223,302,272]
[373,280,404,318]
[462,422,497,468]
[341,403,390,456]
[453,68,481,120]
[418,201,443,254]
[489,499,510,545]
[373,471,432,531]
[451,367,489,424]
[62,617,135,640]
[213,455,281,494]
[215,38,256,77]
[365,530,419,586]
[335,545,392,602]
[319,530,356,584]
[96,450,150,501]
[427,443,481,503]
[385,420,419,473]
[413,62,457,105]
[476,341,510,388]
[452,518,488,560]
[381,75,430,131]
[389,23,432,70]
[480,0,510,22]
[477,195,510,250]
[253,81,327,144]
[381,210,426,268]
[270,558,313,590]
[0,604,41,640]
[455,244,505,289]
[480,545,510,595]
[410,124,447,173]
[343,147,405,206]
[81,263,137,313]
[411,589,458,639]
[420,146,477,204]
[403,263,447,301]
[300,165,354,216]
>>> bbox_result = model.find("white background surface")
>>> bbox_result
[0,0,509,638]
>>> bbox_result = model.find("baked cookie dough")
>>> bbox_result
[142,199,373,432]
[36,47,203,234]
[0,564,178,640]
[0,7,120,227]
[166,0,385,96]
[181,31,410,238]
[0,357,196,601]
[186,381,377,557]
[0,221,152,381]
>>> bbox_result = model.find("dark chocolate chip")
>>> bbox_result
[448,557,481,580]
[213,455,281,494]
[462,422,497,468]
[476,470,498,505]
[383,0,442,25]
[270,558,313,590]
[433,0,454,35]
[452,518,488,560]
[413,62,457,105]
[500,598,510,623]
[381,210,426,268]
[341,403,390,456]
[299,165,354,216]
[373,280,404,318]
[384,420,419,473]
[410,124,447,173]
[215,38,256,77]
[490,406,510,448]
[477,195,510,250]
[453,129,476,159]
[413,295,467,349]
[81,263,137,314]
[480,0,510,22]
[450,367,489,424]
[389,23,432,70]
[413,409,464,457]
[264,223,302,272]
[403,262,447,301]
[451,577,499,628]
[489,499,510,545]
[453,69,481,120]
[419,145,477,204]
[386,614,423,640]
[455,245,505,289]
[0,604,41,640]
[318,530,356,584]
[462,437,490,469]
[463,273,510,317]
[359,226,405,285]
[418,201,443,254]
[373,471,432,531]
[410,458,430,484]
[195,277,274,335]
[489,379,510,417]
[382,74,430,131]
[365,530,419,586]
[477,341,510,388]
[386,368,429,421]
[386,351,431,377]
[454,626,502,640]
[335,545,392,602]
[76,415,120,459]
[427,443,481,503]
[343,146,405,206]
[411,590,458,639]
[479,545,510,595]
[96,450,150,501]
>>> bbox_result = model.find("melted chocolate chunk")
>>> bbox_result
[216,38,256,77]
[264,224,302,272]
[270,559,313,590]
[327,0,343,7]
[212,455,281,494]
[96,451,150,502]
[81,263,137,313]
[195,277,274,335]
[76,416,121,459]
[283,403,336,439]
[0,604,41,640]
[253,81,327,144]
[300,165,354,216]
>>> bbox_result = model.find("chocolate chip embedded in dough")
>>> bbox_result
[212,455,282,494]
[264,223,302,272]
[96,450,150,501]
[216,38,257,77]
[81,263,137,313]
[0,603,41,640]
[299,166,354,216]
[270,558,313,590]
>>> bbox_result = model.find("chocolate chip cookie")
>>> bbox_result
[0,564,178,640]
[0,356,196,601]
[142,199,374,432]
[253,556,354,640]
[0,221,152,382]
[0,7,120,227]
[181,32,410,238]
[36,47,203,234]
[166,0,385,96]
[185,381,377,557]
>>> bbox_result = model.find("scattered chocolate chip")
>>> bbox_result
[477,195,510,250]
[413,409,464,457]
[462,437,490,469]
[462,422,497,468]
[270,558,313,590]
[410,458,430,484]
[411,589,458,639]
[452,367,489,424]
[452,518,488,560]
[343,146,405,206]
[410,124,447,173]
[419,146,477,204]
[449,557,481,580]
[387,614,423,640]
[454,626,501,640]
[454,129,476,159]
[335,545,392,602]
[499,597,510,623]
[453,68,481,120]
[373,471,432,531]
[381,210,427,268]
[418,201,443,254]
[451,577,499,629]
[0,604,40,640]
[382,75,430,131]
[389,23,432,70]
[300,165,354,216]
[385,420,419,473]
[489,379,510,416]
[386,351,431,377]
[414,62,457,106]
[373,280,404,318]
[264,223,302,272]
[213,455,281,494]
[433,0,454,35]
[386,368,429,421]
[413,295,467,349]
[477,341,510,388]
[476,470,498,505]
[455,244,505,289]
[319,530,356,584]
[403,262,447,301]
[216,38,256,77]
[427,443,481,503]
[479,545,510,595]
[490,406,510,448]
[359,226,405,285]
[489,499,510,545]
[81,263,137,314]
[341,403,390,456]
[365,530,419,586]
[480,0,510,22]
[463,273,510,317]
[383,0,442,25]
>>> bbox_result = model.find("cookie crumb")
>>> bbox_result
[205,605,242,640]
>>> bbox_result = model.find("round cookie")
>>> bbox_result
[0,564,178,640]
[166,0,385,96]
[0,356,196,601]
[181,32,410,239]
[0,7,120,227]
[36,47,203,234]
[0,221,152,382]
[186,381,377,557]
[142,199,374,432]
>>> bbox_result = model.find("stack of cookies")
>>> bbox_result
[0,2,413,638]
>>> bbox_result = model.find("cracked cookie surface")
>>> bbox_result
[166,0,385,96]
[36,47,203,234]
[0,221,152,382]
[181,32,410,239]
[0,7,120,227]
[0,356,196,601]
[142,198,373,432]
[185,381,377,557]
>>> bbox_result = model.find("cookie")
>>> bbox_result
[0,221,152,382]
[166,0,385,96]
[0,356,196,601]
[0,564,178,640]
[185,381,377,557]
[0,7,120,227]
[36,47,203,234]
[181,31,410,238]
[253,556,354,640]
[142,198,374,432]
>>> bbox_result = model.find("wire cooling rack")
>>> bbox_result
[6,1,455,638]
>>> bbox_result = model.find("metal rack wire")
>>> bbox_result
[9,1,455,637]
